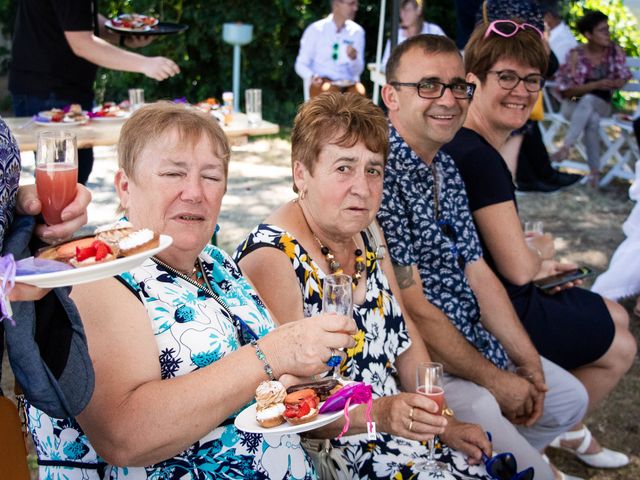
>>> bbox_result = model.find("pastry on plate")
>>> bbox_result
[255,381,286,428]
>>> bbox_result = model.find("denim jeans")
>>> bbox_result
[12,93,94,184]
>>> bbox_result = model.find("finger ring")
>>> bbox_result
[326,348,341,367]
[408,420,414,432]
[409,407,414,420]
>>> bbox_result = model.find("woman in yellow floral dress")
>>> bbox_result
[235,92,492,479]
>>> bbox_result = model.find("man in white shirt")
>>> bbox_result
[543,3,578,65]
[295,0,365,98]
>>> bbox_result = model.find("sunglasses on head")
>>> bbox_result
[484,20,543,40]
[483,432,535,480]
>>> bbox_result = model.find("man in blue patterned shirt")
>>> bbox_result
[377,34,588,479]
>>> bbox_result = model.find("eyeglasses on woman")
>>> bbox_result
[486,70,545,93]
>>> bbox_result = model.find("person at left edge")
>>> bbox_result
[9,0,181,185]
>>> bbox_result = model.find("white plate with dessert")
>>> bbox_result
[105,14,159,33]
[234,400,356,435]
[234,379,357,435]
[90,103,130,122]
[15,222,172,288]
[35,105,90,127]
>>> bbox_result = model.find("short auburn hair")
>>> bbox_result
[291,92,388,192]
[464,20,548,82]
[118,101,230,183]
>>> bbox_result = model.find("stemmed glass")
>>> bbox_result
[35,131,78,225]
[415,362,448,472]
[322,273,353,381]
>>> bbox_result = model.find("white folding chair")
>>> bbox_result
[540,81,589,173]
[596,57,640,186]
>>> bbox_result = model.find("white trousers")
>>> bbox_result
[444,356,588,480]
[561,94,612,172]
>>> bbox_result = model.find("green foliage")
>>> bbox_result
[0,0,458,126]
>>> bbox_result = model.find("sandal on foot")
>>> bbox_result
[549,426,629,469]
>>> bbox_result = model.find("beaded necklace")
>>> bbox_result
[297,200,366,285]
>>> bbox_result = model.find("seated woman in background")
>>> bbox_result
[236,92,492,479]
[380,0,446,68]
[24,102,357,479]
[551,10,631,186]
[442,19,635,473]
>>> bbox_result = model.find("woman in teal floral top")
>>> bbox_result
[24,102,357,479]
[236,92,491,479]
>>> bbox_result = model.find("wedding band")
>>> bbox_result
[409,407,414,420]
[408,420,414,432]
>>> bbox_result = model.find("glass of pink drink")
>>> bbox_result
[415,361,449,472]
[36,131,78,225]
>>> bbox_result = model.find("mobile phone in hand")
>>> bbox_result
[534,266,596,290]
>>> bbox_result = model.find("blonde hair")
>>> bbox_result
[291,92,388,193]
[118,101,230,182]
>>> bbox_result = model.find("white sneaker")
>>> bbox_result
[549,426,629,469]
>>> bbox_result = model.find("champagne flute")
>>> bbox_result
[322,273,353,381]
[415,362,448,472]
[36,131,78,225]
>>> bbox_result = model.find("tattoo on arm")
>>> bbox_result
[393,264,416,289]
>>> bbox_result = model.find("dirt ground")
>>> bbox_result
[2,139,639,479]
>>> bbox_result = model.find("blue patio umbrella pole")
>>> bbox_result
[222,23,254,112]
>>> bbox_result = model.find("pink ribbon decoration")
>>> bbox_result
[0,254,16,326]
[319,382,374,439]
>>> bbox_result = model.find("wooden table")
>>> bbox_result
[5,112,279,152]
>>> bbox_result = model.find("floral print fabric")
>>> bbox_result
[0,116,21,250]
[25,244,315,480]
[235,224,490,479]
[377,124,510,370]
[555,44,631,91]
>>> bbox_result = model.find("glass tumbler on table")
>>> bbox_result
[523,220,544,238]
[128,88,145,112]
[245,88,262,126]
[35,131,78,225]
[415,361,448,473]
[322,273,353,381]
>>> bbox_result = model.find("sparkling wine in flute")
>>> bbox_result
[416,385,444,415]
[415,362,448,473]
[36,131,78,225]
